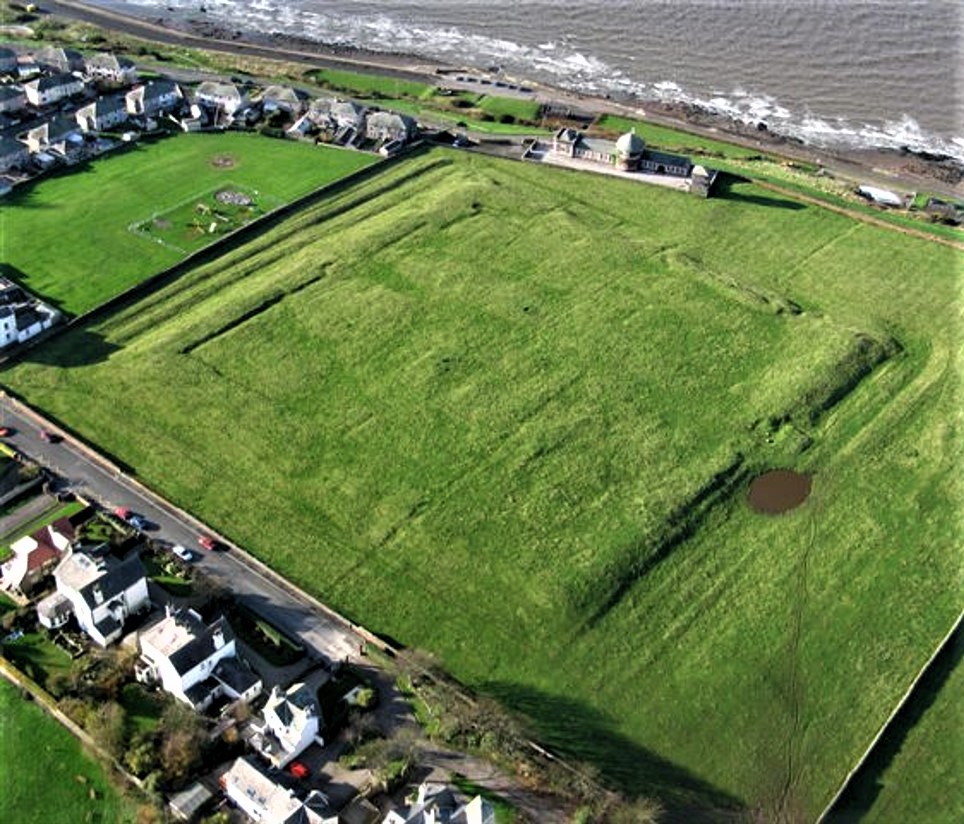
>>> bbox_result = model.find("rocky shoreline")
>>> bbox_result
[43,1,964,195]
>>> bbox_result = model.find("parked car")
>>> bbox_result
[113,506,149,531]
[39,429,60,443]
[0,426,13,437]
[198,535,219,551]
[171,544,194,563]
[288,761,309,780]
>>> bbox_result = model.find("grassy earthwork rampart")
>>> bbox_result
[2,149,961,818]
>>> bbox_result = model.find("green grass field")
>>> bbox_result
[0,132,377,315]
[0,678,137,823]
[3,150,961,817]
[861,652,964,824]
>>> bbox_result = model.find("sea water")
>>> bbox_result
[91,0,964,161]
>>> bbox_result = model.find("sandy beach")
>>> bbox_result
[38,0,964,198]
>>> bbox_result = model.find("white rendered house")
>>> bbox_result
[253,682,323,767]
[136,608,262,710]
[43,550,149,645]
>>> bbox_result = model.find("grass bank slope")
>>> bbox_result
[0,679,136,823]
[0,132,376,315]
[3,151,961,817]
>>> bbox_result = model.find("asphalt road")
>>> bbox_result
[0,393,363,664]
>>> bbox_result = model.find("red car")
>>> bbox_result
[39,429,57,443]
[288,761,309,780]
[198,535,219,551]
[113,506,131,520]
[0,426,12,437]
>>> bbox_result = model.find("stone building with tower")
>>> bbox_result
[547,126,715,196]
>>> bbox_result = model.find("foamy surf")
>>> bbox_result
[94,0,964,164]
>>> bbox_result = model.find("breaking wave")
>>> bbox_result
[104,0,964,162]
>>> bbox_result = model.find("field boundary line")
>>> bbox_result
[817,606,964,822]
[753,180,964,251]
[0,656,147,794]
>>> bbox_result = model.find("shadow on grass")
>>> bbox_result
[480,681,743,820]
[826,624,963,822]
[12,327,120,368]
[714,173,806,210]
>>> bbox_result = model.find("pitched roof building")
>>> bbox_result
[41,550,150,645]
[33,46,85,74]
[253,682,323,767]
[23,73,85,107]
[83,52,138,85]
[136,608,262,710]
[75,94,129,132]
[125,79,183,116]
[221,757,337,824]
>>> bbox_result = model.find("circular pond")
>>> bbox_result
[748,469,812,515]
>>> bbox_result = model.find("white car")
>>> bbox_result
[170,544,193,563]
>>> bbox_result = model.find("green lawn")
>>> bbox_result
[0,678,137,823]
[305,67,432,100]
[832,630,964,824]
[862,666,964,824]
[0,132,377,315]
[3,150,961,818]
[1,632,76,692]
[594,113,768,159]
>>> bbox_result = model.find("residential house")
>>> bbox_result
[260,85,305,117]
[0,278,62,346]
[0,302,60,347]
[221,757,337,824]
[0,507,84,594]
[331,99,367,130]
[366,111,417,144]
[0,46,18,76]
[253,682,323,767]
[25,115,84,157]
[125,79,184,117]
[1,536,59,597]
[0,85,27,114]
[23,73,85,107]
[0,135,29,172]
[75,94,129,132]
[39,549,149,645]
[309,97,366,131]
[551,126,616,164]
[383,783,495,824]
[34,46,85,74]
[83,52,138,86]
[194,80,247,118]
[135,608,262,711]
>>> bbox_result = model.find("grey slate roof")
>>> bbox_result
[30,73,79,93]
[168,613,235,675]
[214,656,260,695]
[76,552,146,611]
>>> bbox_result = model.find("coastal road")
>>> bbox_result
[38,1,964,199]
[0,392,364,665]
